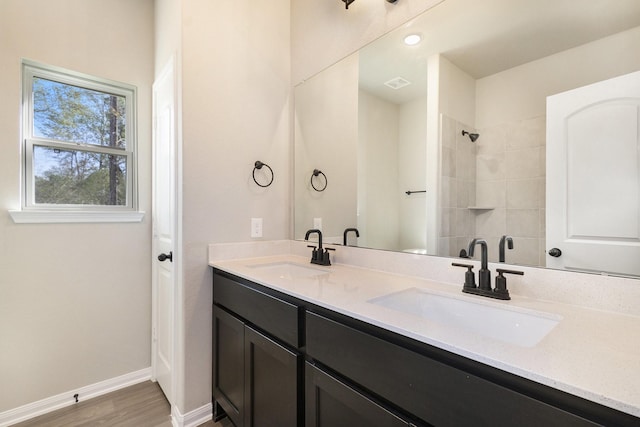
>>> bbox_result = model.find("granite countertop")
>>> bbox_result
[210,253,640,418]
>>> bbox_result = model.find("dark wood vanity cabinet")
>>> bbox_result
[213,269,639,427]
[213,272,302,427]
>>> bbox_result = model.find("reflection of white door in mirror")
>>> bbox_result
[546,70,640,277]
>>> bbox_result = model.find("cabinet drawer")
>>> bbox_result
[306,311,597,427]
[214,272,300,347]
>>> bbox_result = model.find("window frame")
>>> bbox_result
[11,60,143,223]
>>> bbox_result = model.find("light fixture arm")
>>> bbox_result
[343,0,397,9]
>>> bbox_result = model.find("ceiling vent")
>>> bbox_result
[384,76,411,90]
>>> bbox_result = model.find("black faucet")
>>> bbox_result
[499,235,514,263]
[452,238,524,300]
[343,228,360,246]
[304,229,334,266]
[468,238,490,290]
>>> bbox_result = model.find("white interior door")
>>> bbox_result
[152,58,177,402]
[546,70,640,276]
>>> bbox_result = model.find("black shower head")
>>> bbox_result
[462,130,479,142]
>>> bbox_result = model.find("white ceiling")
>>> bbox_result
[359,0,640,104]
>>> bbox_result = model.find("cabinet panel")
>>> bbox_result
[305,362,409,427]
[306,311,598,427]
[213,306,245,427]
[214,272,300,347]
[245,326,300,427]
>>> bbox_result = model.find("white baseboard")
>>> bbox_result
[171,403,213,427]
[0,367,152,427]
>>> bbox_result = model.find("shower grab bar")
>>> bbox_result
[405,190,426,195]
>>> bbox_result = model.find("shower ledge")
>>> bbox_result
[468,206,495,210]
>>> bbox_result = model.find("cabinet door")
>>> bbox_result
[213,306,245,427]
[245,326,300,427]
[305,363,409,427]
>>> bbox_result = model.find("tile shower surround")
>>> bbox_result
[440,114,546,266]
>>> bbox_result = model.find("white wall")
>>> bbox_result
[179,0,291,413]
[295,54,358,243]
[0,0,153,413]
[438,56,476,127]
[476,26,640,129]
[358,89,400,250]
[355,92,428,252]
[398,98,428,251]
[154,0,181,78]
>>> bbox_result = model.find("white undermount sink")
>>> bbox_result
[368,288,561,347]
[246,261,329,279]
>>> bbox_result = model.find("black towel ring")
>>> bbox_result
[253,161,274,188]
[311,169,327,192]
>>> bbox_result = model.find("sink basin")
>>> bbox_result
[246,261,329,279]
[368,288,561,347]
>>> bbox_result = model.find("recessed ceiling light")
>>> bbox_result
[403,34,422,46]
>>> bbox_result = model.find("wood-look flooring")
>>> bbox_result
[12,381,231,427]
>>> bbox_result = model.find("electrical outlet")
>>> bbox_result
[313,217,322,230]
[251,218,263,238]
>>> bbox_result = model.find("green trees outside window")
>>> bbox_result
[22,62,137,210]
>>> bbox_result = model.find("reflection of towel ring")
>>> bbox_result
[311,169,327,192]
[253,161,274,187]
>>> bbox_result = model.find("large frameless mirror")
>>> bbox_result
[294,0,640,277]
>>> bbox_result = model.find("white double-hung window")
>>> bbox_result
[12,61,143,223]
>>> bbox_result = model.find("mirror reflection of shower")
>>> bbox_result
[461,130,479,142]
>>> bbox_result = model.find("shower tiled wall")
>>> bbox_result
[475,116,546,266]
[439,115,476,257]
[439,114,546,266]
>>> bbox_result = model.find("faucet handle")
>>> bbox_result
[307,244,319,262]
[494,268,524,300]
[452,263,476,290]
[496,268,524,279]
[321,247,335,265]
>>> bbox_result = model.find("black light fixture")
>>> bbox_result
[343,0,397,10]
